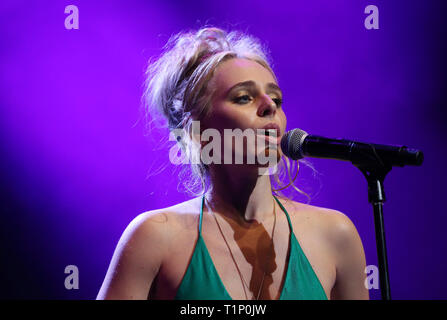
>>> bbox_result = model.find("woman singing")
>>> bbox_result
[97,27,369,300]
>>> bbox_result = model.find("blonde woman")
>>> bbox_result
[97,27,369,300]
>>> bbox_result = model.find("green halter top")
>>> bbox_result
[174,195,328,300]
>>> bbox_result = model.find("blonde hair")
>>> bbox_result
[142,26,317,203]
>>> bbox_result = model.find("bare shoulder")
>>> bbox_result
[105,197,202,277]
[276,196,360,246]
[275,198,368,299]
[130,197,202,242]
[97,198,202,299]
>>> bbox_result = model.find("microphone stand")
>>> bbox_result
[353,159,392,300]
[284,129,424,300]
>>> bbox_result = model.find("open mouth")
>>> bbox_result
[264,128,278,137]
[259,123,281,139]
[256,129,281,145]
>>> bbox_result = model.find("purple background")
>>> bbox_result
[0,0,446,299]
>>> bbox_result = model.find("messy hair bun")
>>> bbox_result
[143,27,275,131]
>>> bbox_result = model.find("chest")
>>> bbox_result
[151,212,336,299]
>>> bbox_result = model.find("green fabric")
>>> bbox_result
[174,195,328,300]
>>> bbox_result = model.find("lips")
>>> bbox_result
[257,123,281,145]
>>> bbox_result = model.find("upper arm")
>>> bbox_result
[96,211,169,300]
[326,211,369,300]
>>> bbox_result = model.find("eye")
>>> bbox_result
[272,98,283,107]
[233,95,253,104]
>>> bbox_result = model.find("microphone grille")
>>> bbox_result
[281,128,308,160]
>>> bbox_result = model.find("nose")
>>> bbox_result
[256,94,277,118]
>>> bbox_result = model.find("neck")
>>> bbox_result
[205,164,276,223]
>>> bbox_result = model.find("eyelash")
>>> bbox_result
[233,95,283,107]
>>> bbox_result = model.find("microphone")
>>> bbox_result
[280,128,424,167]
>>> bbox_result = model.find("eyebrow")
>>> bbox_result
[225,80,283,97]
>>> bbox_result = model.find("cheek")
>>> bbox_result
[205,103,250,132]
[278,110,287,132]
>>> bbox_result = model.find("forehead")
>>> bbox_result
[212,58,277,91]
